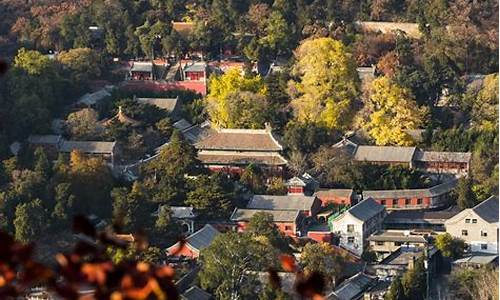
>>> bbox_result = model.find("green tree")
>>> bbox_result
[13,48,52,76]
[34,147,50,177]
[52,183,75,228]
[223,91,271,129]
[471,73,498,131]
[300,242,344,286]
[57,48,101,85]
[362,76,428,146]
[14,199,46,243]
[454,177,477,209]
[206,69,267,128]
[198,232,276,300]
[401,257,426,300]
[186,175,232,219]
[240,164,266,194]
[290,38,359,130]
[435,233,466,259]
[247,211,289,252]
[111,181,152,232]
[385,276,406,300]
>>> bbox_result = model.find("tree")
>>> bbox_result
[13,48,52,76]
[454,177,477,209]
[52,183,75,228]
[111,181,152,232]
[362,76,427,146]
[471,73,498,131]
[435,233,466,259]
[65,108,102,140]
[240,164,266,193]
[34,147,50,177]
[14,199,46,242]
[149,130,198,178]
[224,91,271,129]
[198,232,276,300]
[450,266,499,300]
[247,211,289,252]
[186,175,232,220]
[206,69,267,128]
[401,257,426,300]
[57,48,101,85]
[266,177,287,195]
[300,242,344,286]
[385,276,406,300]
[289,38,360,130]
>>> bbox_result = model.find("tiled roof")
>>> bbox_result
[347,198,385,221]
[182,122,215,144]
[181,286,212,300]
[173,119,193,131]
[102,107,141,127]
[28,135,62,145]
[195,128,282,151]
[328,272,377,300]
[197,151,287,166]
[230,208,300,222]
[130,62,153,73]
[59,141,116,154]
[137,97,180,113]
[247,194,316,211]
[472,195,499,224]
[414,150,471,163]
[184,62,207,73]
[384,207,460,223]
[453,252,499,266]
[185,224,220,252]
[77,87,113,106]
[367,231,427,243]
[315,189,355,198]
[170,206,196,219]
[354,146,416,163]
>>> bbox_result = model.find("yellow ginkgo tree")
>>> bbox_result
[289,37,360,130]
[364,76,428,146]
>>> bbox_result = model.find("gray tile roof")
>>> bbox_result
[181,286,212,300]
[59,141,116,154]
[347,198,385,221]
[173,119,193,131]
[230,208,300,222]
[170,206,196,219]
[28,135,62,145]
[414,150,471,163]
[185,224,219,251]
[328,272,377,300]
[137,97,180,113]
[354,146,416,163]
[453,252,498,266]
[195,128,283,151]
[384,207,460,224]
[197,151,287,166]
[367,231,428,243]
[472,195,499,224]
[247,194,316,211]
[183,62,207,73]
[131,62,153,73]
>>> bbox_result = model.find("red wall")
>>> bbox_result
[167,243,198,259]
[237,221,297,238]
[307,231,333,243]
[122,80,207,95]
[317,195,353,206]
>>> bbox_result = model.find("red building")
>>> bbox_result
[182,61,207,81]
[230,208,303,238]
[246,194,322,217]
[285,173,319,195]
[166,224,219,259]
[129,62,154,80]
[363,179,458,210]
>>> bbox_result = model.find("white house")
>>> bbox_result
[330,198,387,256]
[445,195,499,254]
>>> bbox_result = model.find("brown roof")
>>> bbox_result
[315,189,355,199]
[195,128,283,151]
[172,22,194,36]
[354,146,416,163]
[102,106,141,127]
[59,141,116,154]
[197,151,287,166]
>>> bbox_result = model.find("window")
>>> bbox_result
[482,231,488,237]
[380,200,386,205]
[284,225,292,231]
[481,244,488,250]
[347,237,355,243]
[417,198,423,205]
[376,241,384,246]
[465,219,470,223]
[462,230,468,236]
[347,224,354,233]
[405,199,411,205]
[472,219,477,224]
